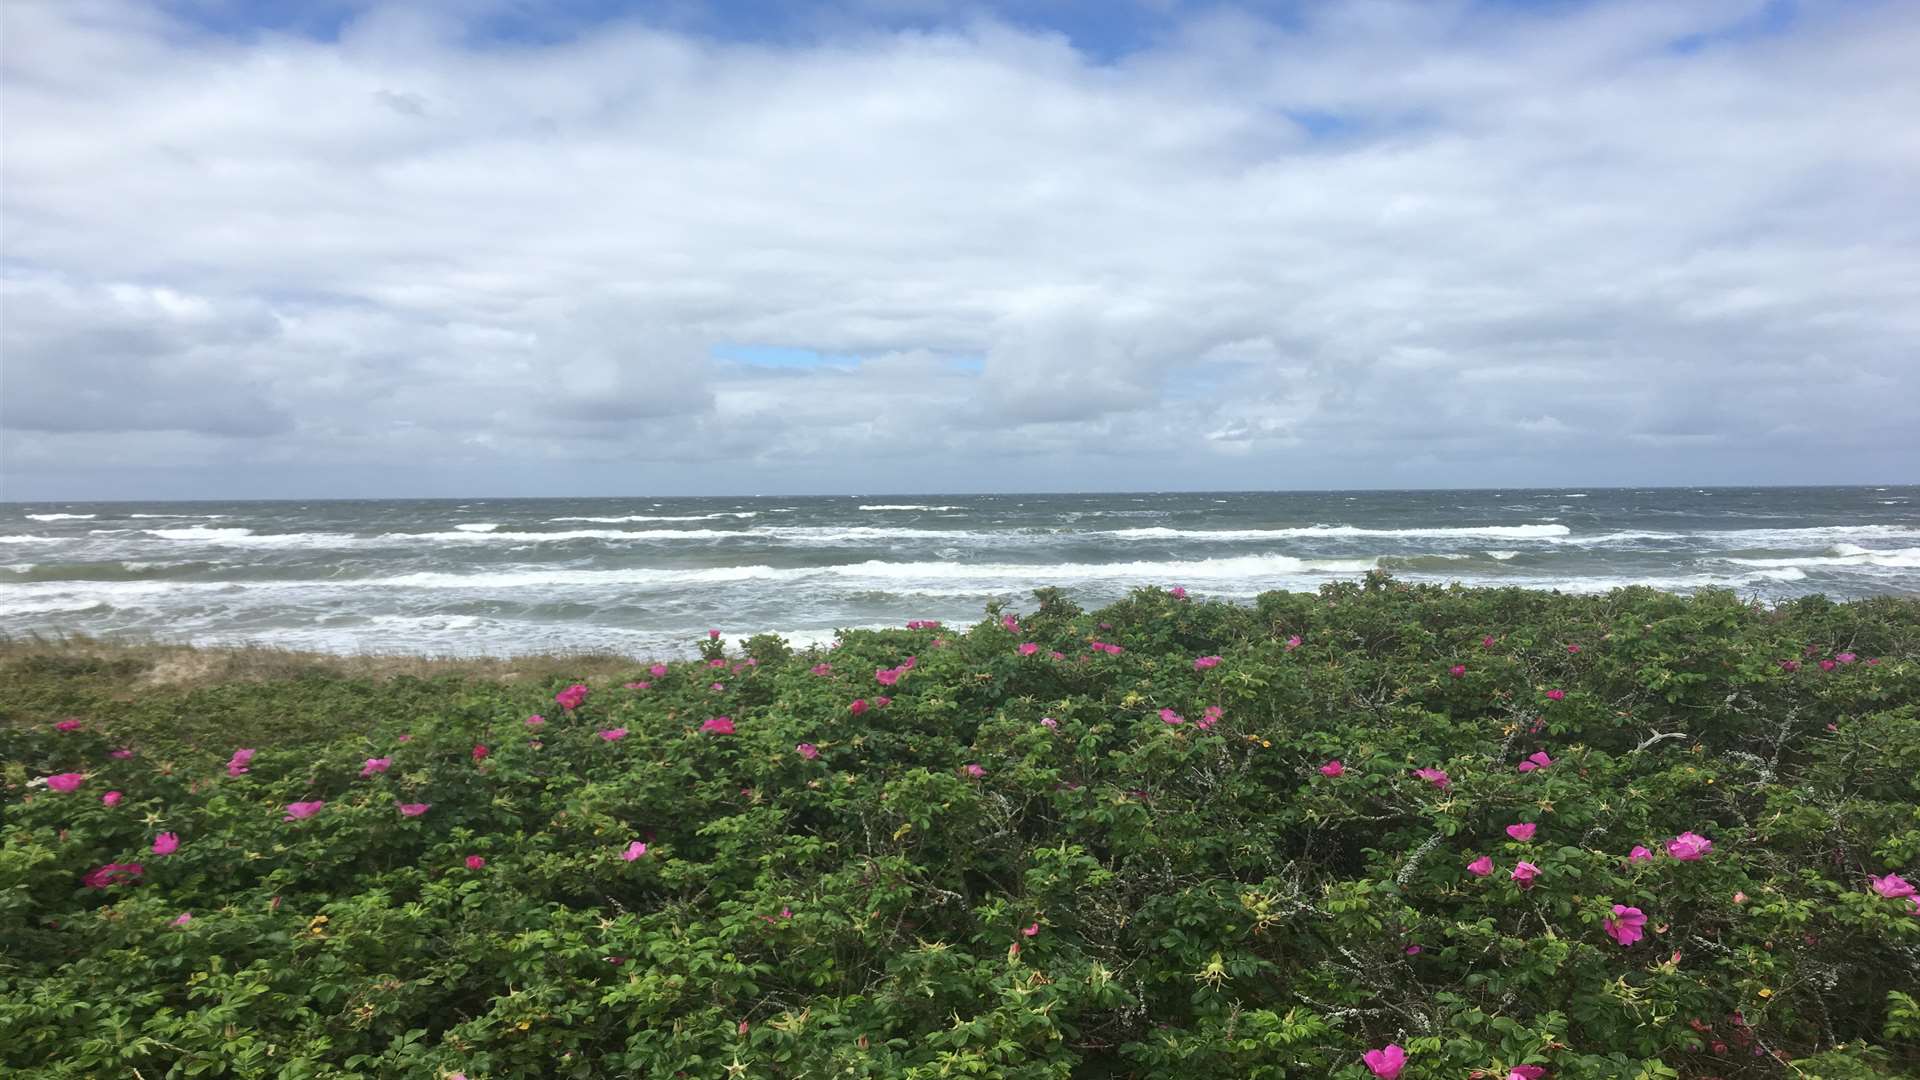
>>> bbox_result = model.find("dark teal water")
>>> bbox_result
[3,487,1915,655]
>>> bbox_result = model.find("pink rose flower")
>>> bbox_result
[227,748,256,776]
[1510,861,1541,889]
[151,832,180,856]
[1506,822,1537,842]
[701,717,735,735]
[1666,832,1713,861]
[397,802,431,817]
[796,742,820,760]
[1869,873,1915,899]
[1467,855,1495,877]
[283,800,325,821]
[1319,759,1345,777]
[102,790,123,807]
[1604,904,1647,946]
[359,757,392,777]
[1363,1044,1406,1079]
[42,772,86,793]
[465,855,486,870]
[623,841,648,861]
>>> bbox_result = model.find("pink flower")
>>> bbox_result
[623,841,648,861]
[397,734,412,743]
[1002,615,1019,632]
[1836,652,1858,665]
[1019,643,1040,656]
[172,912,193,927]
[554,683,589,710]
[650,663,669,677]
[1040,717,1058,730]
[397,802,430,817]
[465,855,486,870]
[796,742,820,760]
[1170,586,1188,599]
[54,719,82,732]
[1545,689,1566,702]
[1517,751,1553,773]
[1628,845,1655,864]
[1666,832,1713,861]
[1604,904,1647,946]
[1509,1067,1547,1080]
[1733,891,1747,904]
[709,682,726,692]
[1449,664,1466,678]
[1506,822,1537,842]
[1468,855,1495,877]
[284,800,325,821]
[1413,767,1451,790]
[963,763,986,779]
[360,757,392,777]
[874,695,892,707]
[598,727,628,741]
[1780,659,1800,672]
[1049,651,1064,660]
[1363,1044,1407,1079]
[1404,944,1421,955]
[701,717,735,735]
[1194,655,1222,670]
[1481,635,1497,648]
[471,745,489,762]
[1023,922,1039,937]
[624,681,651,690]
[1869,873,1915,899]
[1198,705,1223,730]
[877,666,902,685]
[109,747,134,759]
[42,772,86,793]
[83,863,143,889]
[1566,644,1582,654]
[102,790,123,807]
[1818,659,1836,672]
[1159,708,1185,725]
[849,698,868,715]
[525,714,547,728]
[1285,635,1302,650]
[1320,760,1345,777]
[709,629,721,640]
[151,832,180,855]
[227,748,256,776]
[1511,861,1541,888]
[708,658,728,669]
[810,663,832,676]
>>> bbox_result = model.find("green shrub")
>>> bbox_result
[2,581,1916,1078]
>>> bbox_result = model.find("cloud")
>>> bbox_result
[2,0,1917,497]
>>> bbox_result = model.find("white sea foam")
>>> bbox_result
[547,513,758,522]
[1719,546,1920,570]
[453,523,500,533]
[25,513,96,521]
[1108,523,1571,541]
[1487,550,1520,560]
[859,504,967,511]
[129,513,224,519]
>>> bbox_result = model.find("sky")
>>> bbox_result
[1,0,1917,500]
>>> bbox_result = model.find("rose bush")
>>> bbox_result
[2,575,1917,1078]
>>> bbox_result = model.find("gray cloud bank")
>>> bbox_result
[3,0,1917,498]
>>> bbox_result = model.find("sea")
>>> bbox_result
[2,487,1916,657]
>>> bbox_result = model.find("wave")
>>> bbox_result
[25,513,96,521]
[1487,550,1520,560]
[1719,546,1920,570]
[381,553,1386,590]
[547,513,757,522]
[0,535,59,544]
[859,504,967,511]
[1108,524,1572,540]
[453,523,500,533]
[129,513,225,519]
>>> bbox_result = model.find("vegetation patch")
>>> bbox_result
[4,576,1918,1078]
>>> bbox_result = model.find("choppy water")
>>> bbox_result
[2,487,1916,656]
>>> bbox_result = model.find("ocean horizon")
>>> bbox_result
[4,485,1916,657]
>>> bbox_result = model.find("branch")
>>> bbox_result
[1632,731,1688,753]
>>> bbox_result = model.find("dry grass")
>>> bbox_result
[0,633,650,693]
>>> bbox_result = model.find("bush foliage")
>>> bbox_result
[3,575,1918,1078]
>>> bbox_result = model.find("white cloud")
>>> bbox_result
[2,0,1917,497]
